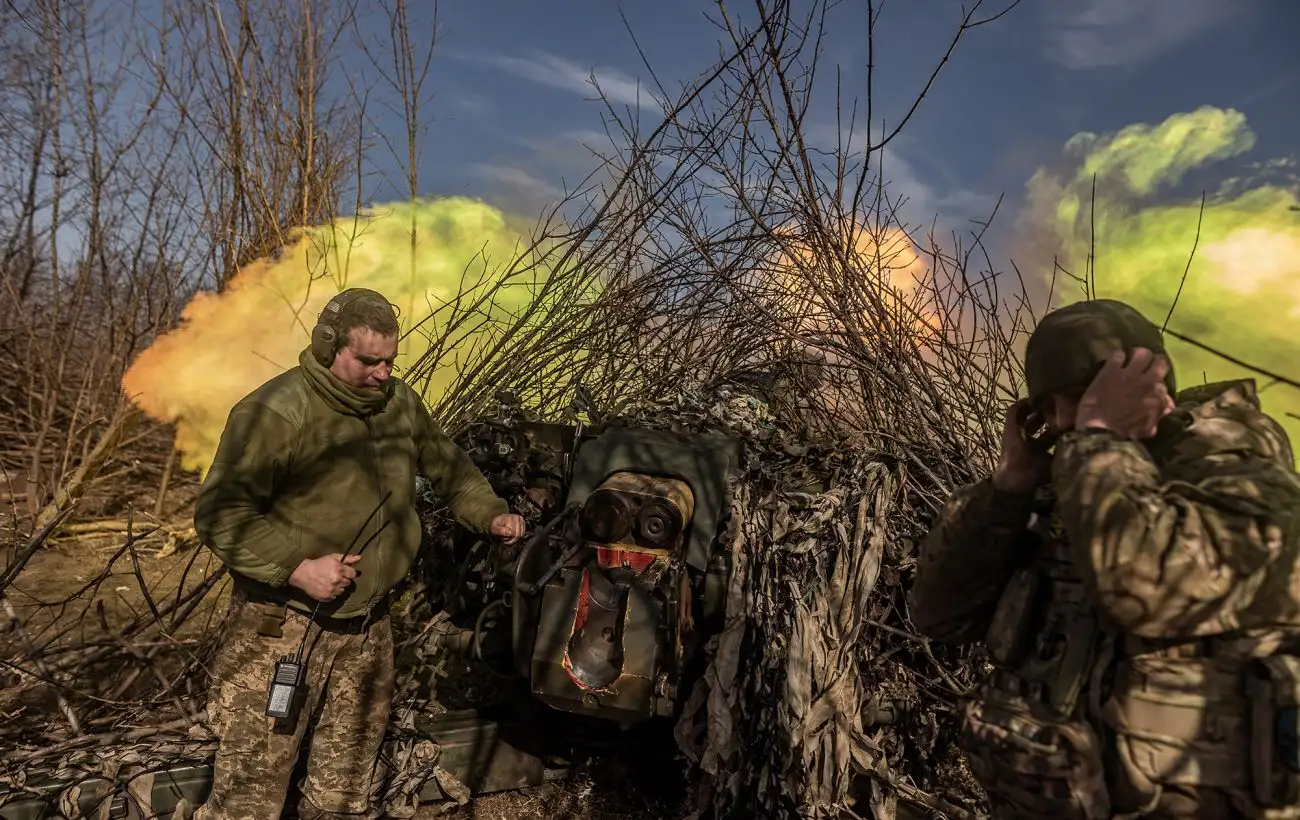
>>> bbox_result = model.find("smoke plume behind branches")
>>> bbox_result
[1015,105,1300,453]
[121,197,595,476]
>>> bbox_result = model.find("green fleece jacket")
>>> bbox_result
[194,348,509,619]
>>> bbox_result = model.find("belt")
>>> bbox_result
[230,581,391,638]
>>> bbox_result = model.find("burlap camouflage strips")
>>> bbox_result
[194,590,395,820]
[914,378,1300,820]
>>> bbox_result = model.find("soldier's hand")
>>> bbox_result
[490,513,526,544]
[288,553,363,602]
[1075,348,1176,439]
[992,399,1051,496]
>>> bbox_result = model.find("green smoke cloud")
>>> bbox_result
[1021,106,1300,461]
[123,197,591,475]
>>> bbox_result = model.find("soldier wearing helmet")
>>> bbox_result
[911,299,1300,818]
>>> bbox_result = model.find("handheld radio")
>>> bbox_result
[265,654,306,720]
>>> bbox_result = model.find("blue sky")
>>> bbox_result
[347,0,1298,258]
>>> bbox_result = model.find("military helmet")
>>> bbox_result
[1024,298,1177,409]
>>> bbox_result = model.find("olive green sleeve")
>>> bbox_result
[1051,422,1300,639]
[910,478,1035,644]
[193,403,301,586]
[413,403,509,535]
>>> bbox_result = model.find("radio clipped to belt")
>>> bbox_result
[252,601,306,721]
[1248,655,1300,807]
[265,653,306,720]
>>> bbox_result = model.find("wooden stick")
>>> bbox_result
[154,439,179,519]
[866,765,986,820]
[95,601,197,726]
[4,716,209,764]
[52,520,163,536]
[0,505,75,590]
[33,405,142,531]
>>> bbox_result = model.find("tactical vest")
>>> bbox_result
[960,488,1300,820]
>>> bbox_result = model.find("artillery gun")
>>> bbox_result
[424,388,742,724]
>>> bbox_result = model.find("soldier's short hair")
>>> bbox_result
[337,293,399,344]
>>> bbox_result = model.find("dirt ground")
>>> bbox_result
[1,532,687,819]
[0,526,227,723]
[2,528,228,640]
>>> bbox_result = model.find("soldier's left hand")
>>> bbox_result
[490,513,526,544]
[1074,347,1176,439]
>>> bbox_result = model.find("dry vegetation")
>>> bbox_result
[0,0,1041,817]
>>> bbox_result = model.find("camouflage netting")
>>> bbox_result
[615,384,989,820]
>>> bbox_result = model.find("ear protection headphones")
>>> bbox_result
[310,288,383,367]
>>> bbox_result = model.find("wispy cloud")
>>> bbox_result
[879,150,1002,238]
[467,162,565,205]
[521,129,622,170]
[470,50,663,111]
[447,90,494,116]
[1045,0,1238,71]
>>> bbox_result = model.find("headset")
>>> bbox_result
[309,287,392,367]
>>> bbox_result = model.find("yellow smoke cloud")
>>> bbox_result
[122,197,571,477]
[1019,106,1300,460]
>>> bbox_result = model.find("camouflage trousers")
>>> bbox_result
[193,591,395,820]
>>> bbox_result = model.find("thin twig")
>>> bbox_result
[0,592,84,736]
[1162,328,1300,391]
[1162,191,1207,332]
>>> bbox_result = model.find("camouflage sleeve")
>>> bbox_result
[193,403,301,587]
[1051,423,1299,639]
[413,402,509,535]
[911,478,1035,644]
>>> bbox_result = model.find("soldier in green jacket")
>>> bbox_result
[912,299,1300,819]
[192,287,525,820]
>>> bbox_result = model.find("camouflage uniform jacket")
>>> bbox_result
[912,379,1300,818]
